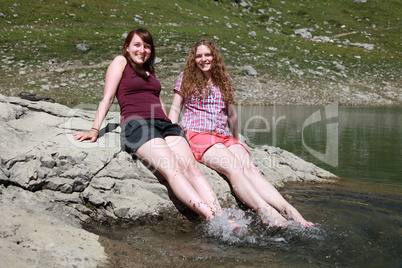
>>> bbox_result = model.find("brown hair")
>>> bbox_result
[123,28,155,79]
[180,40,234,104]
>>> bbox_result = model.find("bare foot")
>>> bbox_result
[227,219,243,230]
[282,206,314,227]
[259,207,288,227]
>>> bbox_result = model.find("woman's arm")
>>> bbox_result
[159,95,168,116]
[227,103,239,140]
[168,92,184,123]
[74,55,126,142]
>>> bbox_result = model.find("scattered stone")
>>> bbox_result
[311,36,331,42]
[243,65,258,77]
[155,57,162,64]
[333,61,346,72]
[295,28,313,39]
[239,0,250,7]
[75,43,90,53]
[41,85,50,91]
[55,68,66,73]
[248,31,257,38]
[290,67,304,76]
[342,40,374,50]
[134,15,144,24]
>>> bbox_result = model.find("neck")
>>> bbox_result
[203,72,212,82]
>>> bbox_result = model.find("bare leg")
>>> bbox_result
[228,144,313,227]
[164,135,222,214]
[136,138,215,219]
[202,143,287,226]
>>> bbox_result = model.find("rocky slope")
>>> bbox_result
[2,56,401,108]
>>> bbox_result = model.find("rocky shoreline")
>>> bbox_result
[1,94,339,267]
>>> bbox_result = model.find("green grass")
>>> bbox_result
[1,0,400,105]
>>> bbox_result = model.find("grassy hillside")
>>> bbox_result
[1,0,401,105]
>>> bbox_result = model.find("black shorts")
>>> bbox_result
[121,118,186,157]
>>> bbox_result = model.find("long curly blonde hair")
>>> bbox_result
[180,40,234,104]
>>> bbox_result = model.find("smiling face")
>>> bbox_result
[125,34,152,67]
[195,45,213,76]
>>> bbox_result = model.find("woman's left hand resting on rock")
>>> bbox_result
[74,128,99,142]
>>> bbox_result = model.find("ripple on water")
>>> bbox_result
[84,180,402,267]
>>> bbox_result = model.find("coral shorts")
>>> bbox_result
[186,130,250,163]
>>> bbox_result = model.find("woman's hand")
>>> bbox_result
[73,130,99,143]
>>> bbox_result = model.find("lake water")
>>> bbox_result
[85,105,401,267]
[237,105,402,187]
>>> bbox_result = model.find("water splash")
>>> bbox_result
[282,222,327,242]
[199,206,327,246]
[201,206,252,244]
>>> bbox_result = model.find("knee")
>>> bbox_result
[247,165,261,176]
[221,159,247,178]
[231,158,249,174]
[186,164,203,178]
[236,160,261,180]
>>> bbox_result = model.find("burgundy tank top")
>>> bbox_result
[116,64,170,125]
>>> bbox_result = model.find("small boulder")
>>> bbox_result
[75,43,90,53]
[248,31,257,38]
[242,66,258,77]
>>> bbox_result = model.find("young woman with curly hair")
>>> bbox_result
[169,40,313,227]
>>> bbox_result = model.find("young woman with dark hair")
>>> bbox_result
[74,29,222,221]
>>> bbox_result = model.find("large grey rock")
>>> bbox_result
[0,185,108,268]
[0,93,337,217]
[0,94,337,267]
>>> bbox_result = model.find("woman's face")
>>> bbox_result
[126,34,152,67]
[195,45,213,75]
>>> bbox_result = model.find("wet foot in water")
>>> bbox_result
[259,207,288,227]
[282,206,314,227]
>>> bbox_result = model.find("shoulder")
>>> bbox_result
[108,55,128,74]
[112,55,127,66]
[174,72,185,92]
[175,72,184,83]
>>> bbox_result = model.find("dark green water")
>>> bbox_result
[87,105,401,267]
[238,105,402,187]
